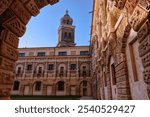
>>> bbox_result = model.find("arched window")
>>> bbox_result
[82,66,87,76]
[60,67,64,73]
[67,20,69,24]
[35,81,42,91]
[64,32,67,38]
[13,81,20,91]
[38,67,42,74]
[69,33,71,39]
[83,81,87,87]
[17,67,21,74]
[57,81,64,91]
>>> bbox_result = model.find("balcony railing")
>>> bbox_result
[33,70,45,77]
[47,70,55,73]
[15,72,23,77]
[79,70,90,77]
[56,70,67,77]
[14,69,91,78]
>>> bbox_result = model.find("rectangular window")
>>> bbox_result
[27,64,32,70]
[80,51,89,56]
[70,64,76,70]
[37,52,45,56]
[19,53,25,57]
[58,52,67,56]
[48,64,54,70]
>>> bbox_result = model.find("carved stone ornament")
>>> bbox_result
[129,4,148,32]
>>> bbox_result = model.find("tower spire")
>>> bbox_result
[66,10,69,15]
[57,11,76,47]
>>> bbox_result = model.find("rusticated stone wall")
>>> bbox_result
[91,0,150,100]
[0,0,59,100]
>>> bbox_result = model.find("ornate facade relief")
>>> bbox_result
[0,29,19,48]
[142,52,150,68]
[0,0,13,15]
[34,0,59,9]
[92,0,150,100]
[109,32,117,50]
[34,0,49,9]
[138,34,150,57]
[137,21,150,43]
[0,42,18,61]
[20,0,30,4]
[108,6,121,33]
[0,9,15,25]
[25,0,40,16]
[114,0,126,9]
[10,0,31,25]
[0,69,14,98]
[125,0,139,15]
[48,0,59,5]
[143,67,150,83]
[116,16,127,37]
[129,4,148,32]
[120,24,131,52]
[0,56,16,71]
[99,0,107,25]
[139,0,150,9]
[0,86,11,98]
[0,70,14,85]
[3,16,26,37]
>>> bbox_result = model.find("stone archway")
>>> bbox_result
[0,0,59,99]
[79,80,91,96]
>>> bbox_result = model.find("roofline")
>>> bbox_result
[18,45,90,49]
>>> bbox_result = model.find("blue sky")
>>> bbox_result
[19,0,93,48]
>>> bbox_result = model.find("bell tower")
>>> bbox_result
[57,10,76,47]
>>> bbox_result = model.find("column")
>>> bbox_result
[52,83,56,95]
[23,62,27,79]
[31,61,35,79]
[67,59,70,78]
[0,30,19,99]
[44,59,48,79]
[42,84,47,95]
[54,59,57,78]
[76,58,79,78]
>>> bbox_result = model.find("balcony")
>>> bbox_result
[15,72,23,77]
[56,70,67,77]
[47,70,54,74]
[33,70,45,78]
[79,70,90,77]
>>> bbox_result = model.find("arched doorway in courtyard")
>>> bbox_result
[56,81,66,96]
[79,80,91,96]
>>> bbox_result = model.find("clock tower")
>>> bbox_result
[57,10,76,47]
